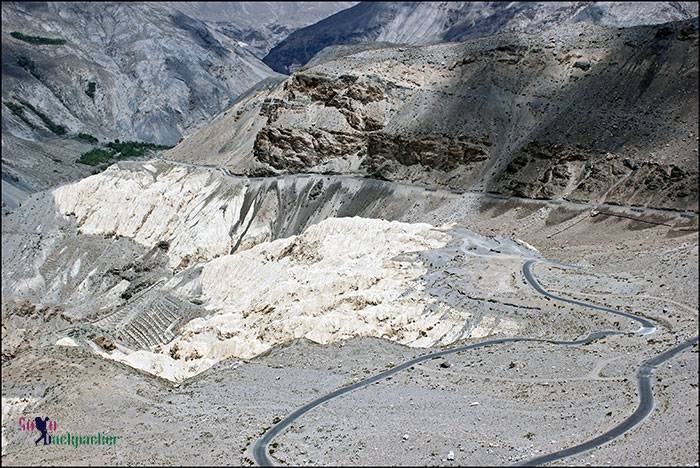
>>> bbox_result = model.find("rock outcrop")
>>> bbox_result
[168,19,699,211]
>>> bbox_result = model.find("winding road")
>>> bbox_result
[252,260,698,466]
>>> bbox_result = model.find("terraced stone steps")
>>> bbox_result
[117,295,187,349]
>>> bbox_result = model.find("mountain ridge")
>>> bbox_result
[263,1,700,73]
[1,1,283,208]
[169,18,699,211]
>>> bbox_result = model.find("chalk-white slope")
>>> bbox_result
[109,216,531,381]
[45,163,540,381]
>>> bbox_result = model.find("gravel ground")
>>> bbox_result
[2,193,697,466]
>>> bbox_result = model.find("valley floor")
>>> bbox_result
[1,168,698,466]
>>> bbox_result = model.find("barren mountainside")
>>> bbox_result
[167,1,357,58]
[169,19,699,211]
[1,3,699,467]
[263,1,700,73]
[1,1,278,208]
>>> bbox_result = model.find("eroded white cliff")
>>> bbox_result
[45,162,537,381]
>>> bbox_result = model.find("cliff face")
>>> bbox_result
[263,1,699,74]
[169,20,699,211]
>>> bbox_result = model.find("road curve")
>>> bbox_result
[518,335,698,466]
[522,260,657,335]
[252,332,619,466]
[252,260,694,466]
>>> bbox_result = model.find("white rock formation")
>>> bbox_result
[55,337,78,347]
[48,163,537,381]
[53,164,245,269]
[105,217,523,381]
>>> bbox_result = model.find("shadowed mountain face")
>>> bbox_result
[2,2,278,145]
[263,1,699,73]
[167,2,357,58]
[168,19,699,211]
[1,2,281,208]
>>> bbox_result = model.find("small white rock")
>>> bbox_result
[55,337,78,347]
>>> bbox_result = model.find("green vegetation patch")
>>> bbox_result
[86,81,96,99]
[17,99,66,135]
[10,31,66,45]
[3,101,35,128]
[76,138,172,168]
[4,99,68,136]
[106,140,173,158]
[16,55,40,79]
[76,132,99,144]
[78,148,114,166]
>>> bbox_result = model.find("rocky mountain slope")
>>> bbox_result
[168,19,699,211]
[263,1,699,73]
[169,2,356,58]
[1,1,279,209]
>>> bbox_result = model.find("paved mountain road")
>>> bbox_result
[251,260,697,466]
